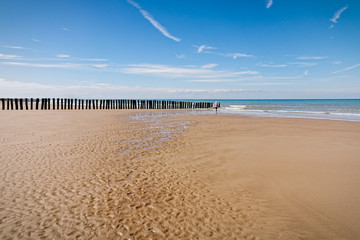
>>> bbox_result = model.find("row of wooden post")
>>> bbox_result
[0,98,214,110]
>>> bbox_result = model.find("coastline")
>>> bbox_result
[1,110,359,239]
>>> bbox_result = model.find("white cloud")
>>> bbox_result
[1,61,83,69]
[288,62,318,67]
[201,63,218,69]
[92,64,109,68]
[243,82,289,86]
[0,53,22,59]
[187,79,237,83]
[127,0,181,42]
[0,78,244,99]
[226,53,253,59]
[332,61,342,65]
[175,54,185,59]
[329,24,335,29]
[3,45,24,49]
[258,63,287,68]
[330,6,348,23]
[82,58,108,62]
[57,54,70,58]
[195,45,216,53]
[332,63,360,74]
[62,27,69,31]
[297,56,327,60]
[119,64,259,80]
[31,39,40,42]
[266,0,273,9]
[304,70,309,76]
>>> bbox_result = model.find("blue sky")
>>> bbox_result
[0,0,359,99]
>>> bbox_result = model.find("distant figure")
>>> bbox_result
[214,101,219,112]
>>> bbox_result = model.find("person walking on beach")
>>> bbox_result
[214,101,219,112]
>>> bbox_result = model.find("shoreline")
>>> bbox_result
[1,110,359,239]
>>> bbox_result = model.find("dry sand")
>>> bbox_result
[0,110,359,239]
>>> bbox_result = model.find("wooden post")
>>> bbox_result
[1,98,4,110]
[52,98,55,110]
[74,99,77,110]
[19,98,23,110]
[14,98,19,110]
[30,98,33,110]
[7,98,10,110]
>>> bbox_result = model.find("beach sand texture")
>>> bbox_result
[1,110,360,239]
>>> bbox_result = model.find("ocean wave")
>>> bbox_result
[220,107,360,121]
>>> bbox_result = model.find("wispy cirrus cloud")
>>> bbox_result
[304,70,309,76]
[0,53,22,59]
[194,45,254,60]
[175,54,185,59]
[31,38,40,42]
[258,63,287,68]
[57,54,71,58]
[332,63,360,74]
[127,0,181,42]
[92,64,109,68]
[1,61,83,69]
[195,45,216,53]
[82,58,108,62]
[225,53,254,59]
[119,64,259,80]
[288,62,318,67]
[62,27,69,31]
[201,63,218,69]
[330,5,348,23]
[0,78,245,99]
[297,56,327,60]
[266,0,273,9]
[3,45,24,49]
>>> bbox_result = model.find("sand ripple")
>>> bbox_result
[0,111,249,239]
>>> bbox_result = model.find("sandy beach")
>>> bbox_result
[1,110,360,239]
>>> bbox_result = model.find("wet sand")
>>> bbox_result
[1,110,359,239]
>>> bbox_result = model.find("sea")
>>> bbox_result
[191,99,360,122]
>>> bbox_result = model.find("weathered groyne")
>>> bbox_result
[0,98,213,110]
